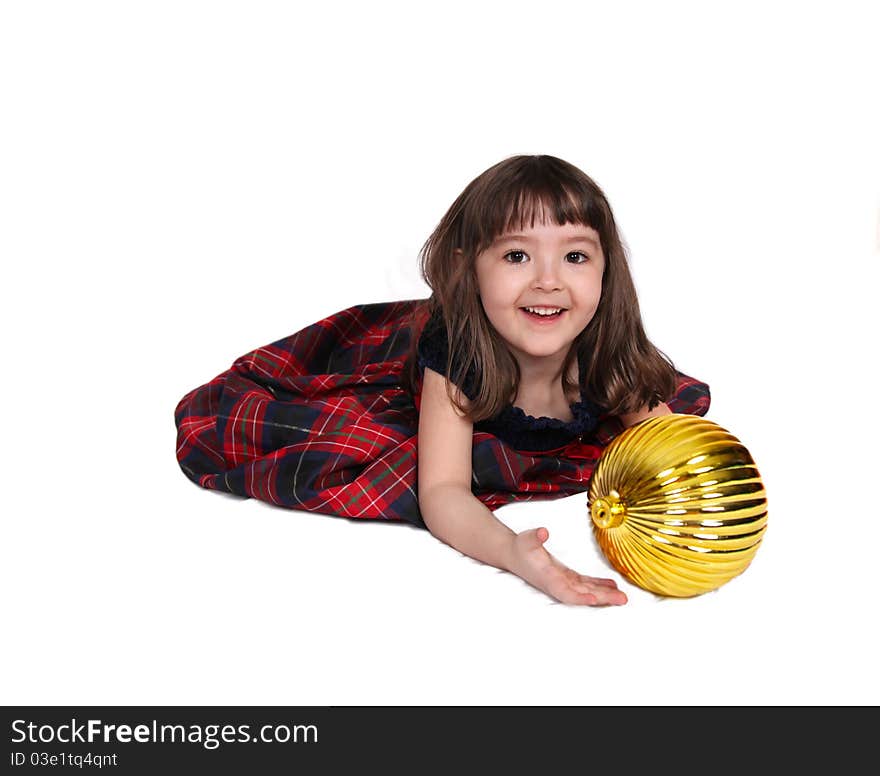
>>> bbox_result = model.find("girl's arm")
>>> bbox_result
[417,367,517,570]
[417,367,627,606]
[620,401,672,428]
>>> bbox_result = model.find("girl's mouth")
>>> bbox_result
[520,306,566,323]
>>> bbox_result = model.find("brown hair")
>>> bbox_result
[402,154,678,421]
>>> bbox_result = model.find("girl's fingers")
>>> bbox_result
[597,588,628,605]
[549,583,597,606]
[538,553,629,606]
[519,527,551,554]
[561,589,626,607]
[583,576,620,589]
[559,565,620,590]
[567,578,628,605]
[548,575,628,606]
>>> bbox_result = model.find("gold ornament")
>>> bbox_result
[588,414,767,597]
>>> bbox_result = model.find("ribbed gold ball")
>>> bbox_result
[588,414,767,597]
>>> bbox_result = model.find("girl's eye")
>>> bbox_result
[503,250,590,264]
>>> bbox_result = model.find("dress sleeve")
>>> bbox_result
[415,309,478,400]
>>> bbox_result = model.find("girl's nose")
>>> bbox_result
[531,257,562,290]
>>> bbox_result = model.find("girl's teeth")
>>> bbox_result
[524,307,562,316]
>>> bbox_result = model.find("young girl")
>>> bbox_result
[175,154,711,606]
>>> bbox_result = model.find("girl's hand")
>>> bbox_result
[507,527,628,606]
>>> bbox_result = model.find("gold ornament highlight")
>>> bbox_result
[588,414,767,597]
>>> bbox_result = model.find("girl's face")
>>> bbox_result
[474,219,605,367]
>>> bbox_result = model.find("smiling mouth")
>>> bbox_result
[520,306,567,319]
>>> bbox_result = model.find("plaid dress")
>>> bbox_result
[174,299,711,527]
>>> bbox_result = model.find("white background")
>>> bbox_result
[2,1,877,705]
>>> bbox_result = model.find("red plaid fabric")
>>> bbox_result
[174,299,711,526]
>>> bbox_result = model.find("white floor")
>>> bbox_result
[2,2,878,706]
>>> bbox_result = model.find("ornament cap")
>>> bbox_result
[591,489,626,529]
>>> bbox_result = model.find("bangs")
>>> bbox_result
[466,159,606,255]
[502,188,586,233]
